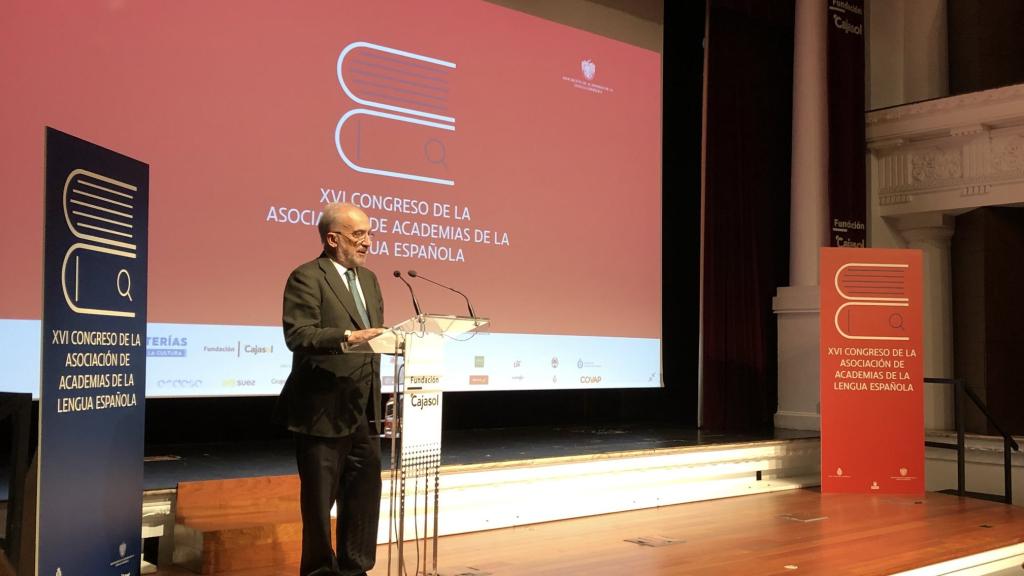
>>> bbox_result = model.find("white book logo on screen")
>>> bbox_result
[833,262,910,341]
[61,169,139,318]
[335,41,456,186]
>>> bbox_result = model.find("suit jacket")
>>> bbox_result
[276,254,384,438]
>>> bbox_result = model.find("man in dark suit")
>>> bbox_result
[278,202,385,576]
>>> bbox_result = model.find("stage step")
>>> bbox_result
[172,475,311,574]
[166,439,821,574]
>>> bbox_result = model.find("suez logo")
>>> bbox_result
[335,41,457,187]
[409,393,440,410]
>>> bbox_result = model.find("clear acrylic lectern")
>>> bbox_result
[343,313,489,576]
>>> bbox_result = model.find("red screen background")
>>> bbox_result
[0,0,662,338]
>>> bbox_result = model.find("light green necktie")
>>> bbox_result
[345,269,371,327]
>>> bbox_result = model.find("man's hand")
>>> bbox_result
[346,327,386,345]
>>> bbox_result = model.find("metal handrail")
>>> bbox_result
[924,377,1019,504]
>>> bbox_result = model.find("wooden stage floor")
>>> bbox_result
[155,487,1024,576]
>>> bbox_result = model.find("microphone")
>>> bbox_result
[393,270,423,316]
[407,269,476,318]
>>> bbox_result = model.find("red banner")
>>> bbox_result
[820,247,923,493]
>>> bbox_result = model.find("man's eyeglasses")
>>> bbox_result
[329,230,375,243]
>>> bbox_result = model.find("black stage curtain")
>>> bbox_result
[701,0,793,432]
[948,0,1024,96]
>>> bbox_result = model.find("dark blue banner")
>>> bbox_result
[827,0,867,247]
[39,127,148,575]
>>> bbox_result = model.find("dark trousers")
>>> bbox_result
[295,417,382,576]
